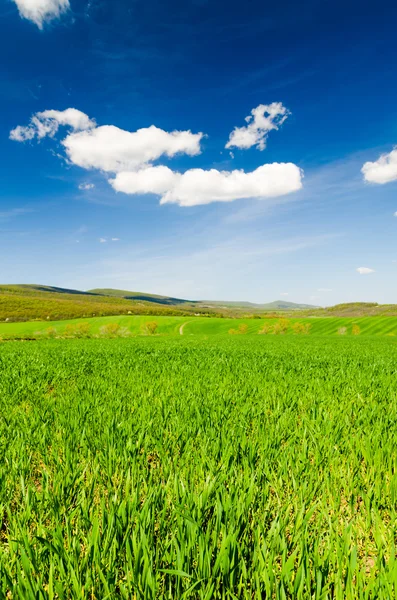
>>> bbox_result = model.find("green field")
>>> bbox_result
[2,314,397,339]
[1,335,397,597]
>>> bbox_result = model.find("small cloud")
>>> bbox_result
[12,0,70,29]
[79,183,95,190]
[229,151,234,159]
[362,148,397,185]
[318,288,332,292]
[357,267,375,275]
[280,292,289,296]
[99,238,107,243]
[394,212,397,217]
[111,238,120,242]
[226,102,290,151]
[10,108,95,142]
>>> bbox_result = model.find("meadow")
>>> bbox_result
[2,314,397,339]
[1,335,397,598]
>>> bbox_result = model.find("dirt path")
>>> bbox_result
[179,321,191,335]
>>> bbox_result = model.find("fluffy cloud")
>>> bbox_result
[11,109,204,171]
[10,109,95,142]
[110,163,303,207]
[11,106,303,207]
[356,267,375,275]
[12,0,70,29]
[226,102,290,151]
[361,148,397,184]
[62,125,204,172]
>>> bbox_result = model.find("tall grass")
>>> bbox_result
[0,336,397,597]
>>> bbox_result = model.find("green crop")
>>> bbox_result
[1,336,397,598]
[2,314,397,339]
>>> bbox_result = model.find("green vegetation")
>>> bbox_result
[2,314,397,339]
[3,284,397,325]
[0,285,198,322]
[1,335,397,597]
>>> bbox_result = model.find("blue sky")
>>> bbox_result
[1,0,397,304]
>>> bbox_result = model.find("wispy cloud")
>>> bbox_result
[0,207,34,220]
[72,232,339,301]
[357,267,375,275]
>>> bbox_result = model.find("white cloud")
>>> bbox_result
[62,125,204,172]
[357,267,375,275]
[11,110,204,171]
[99,238,107,243]
[111,238,120,242]
[10,106,303,207]
[362,148,397,184]
[280,292,289,296]
[12,0,70,29]
[226,102,290,151]
[110,163,303,207]
[394,211,397,217]
[10,108,95,142]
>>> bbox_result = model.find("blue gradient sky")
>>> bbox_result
[1,0,397,304]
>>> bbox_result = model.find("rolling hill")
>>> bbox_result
[89,288,318,310]
[1,284,397,324]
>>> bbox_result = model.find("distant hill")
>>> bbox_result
[89,288,193,306]
[199,299,318,310]
[0,284,197,322]
[90,289,318,310]
[1,284,396,323]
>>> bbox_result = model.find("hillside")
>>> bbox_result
[90,288,317,311]
[1,284,397,323]
[89,288,192,305]
[200,299,318,310]
[0,284,199,322]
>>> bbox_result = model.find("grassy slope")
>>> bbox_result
[0,285,200,322]
[2,314,397,338]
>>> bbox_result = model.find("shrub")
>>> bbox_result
[100,323,121,337]
[141,321,158,335]
[229,324,248,335]
[258,323,273,335]
[293,322,312,335]
[292,322,305,335]
[65,322,91,338]
[352,324,361,336]
[273,318,290,335]
[338,327,347,335]
[46,327,58,338]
